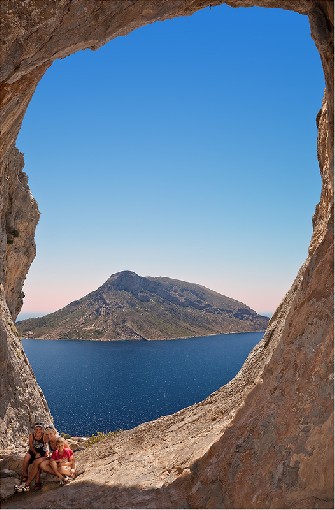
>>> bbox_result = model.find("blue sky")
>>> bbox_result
[16,4,324,319]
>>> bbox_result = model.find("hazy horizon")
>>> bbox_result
[16,269,274,321]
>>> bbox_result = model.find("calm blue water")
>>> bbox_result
[22,332,263,436]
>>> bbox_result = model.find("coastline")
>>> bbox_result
[21,330,266,343]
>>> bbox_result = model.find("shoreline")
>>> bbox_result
[21,330,266,343]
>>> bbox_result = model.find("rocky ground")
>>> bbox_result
[1,337,268,509]
[0,400,231,508]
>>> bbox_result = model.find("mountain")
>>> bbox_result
[16,271,269,340]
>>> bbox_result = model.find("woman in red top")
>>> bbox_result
[50,437,76,484]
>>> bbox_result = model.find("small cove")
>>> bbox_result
[23,332,263,436]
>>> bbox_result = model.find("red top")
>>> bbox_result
[51,448,73,461]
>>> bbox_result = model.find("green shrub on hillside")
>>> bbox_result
[60,432,71,439]
[84,430,123,447]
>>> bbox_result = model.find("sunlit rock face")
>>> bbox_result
[0,284,52,451]
[0,1,333,507]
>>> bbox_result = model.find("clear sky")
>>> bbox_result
[16,4,324,320]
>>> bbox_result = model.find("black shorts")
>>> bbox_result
[28,450,46,464]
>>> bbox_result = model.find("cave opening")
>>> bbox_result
[13,5,324,436]
[1,2,333,505]
[16,5,323,321]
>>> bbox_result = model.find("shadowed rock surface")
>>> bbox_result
[0,0,333,508]
[16,271,269,340]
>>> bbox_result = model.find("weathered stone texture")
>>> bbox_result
[0,0,333,508]
[0,284,52,451]
[1,147,40,319]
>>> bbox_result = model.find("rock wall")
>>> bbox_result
[0,0,333,507]
[0,283,52,451]
[1,146,40,319]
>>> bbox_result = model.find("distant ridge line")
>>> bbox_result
[17,271,269,341]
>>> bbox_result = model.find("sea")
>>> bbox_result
[22,331,263,437]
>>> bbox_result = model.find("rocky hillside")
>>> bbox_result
[16,271,269,340]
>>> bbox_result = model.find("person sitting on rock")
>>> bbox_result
[38,426,71,485]
[14,422,48,492]
[21,422,48,480]
[15,425,62,491]
[50,437,76,484]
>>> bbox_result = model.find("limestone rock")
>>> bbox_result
[0,477,20,502]
[0,469,19,478]
[0,453,24,474]
[1,147,39,319]
[0,1,333,508]
[0,287,52,450]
